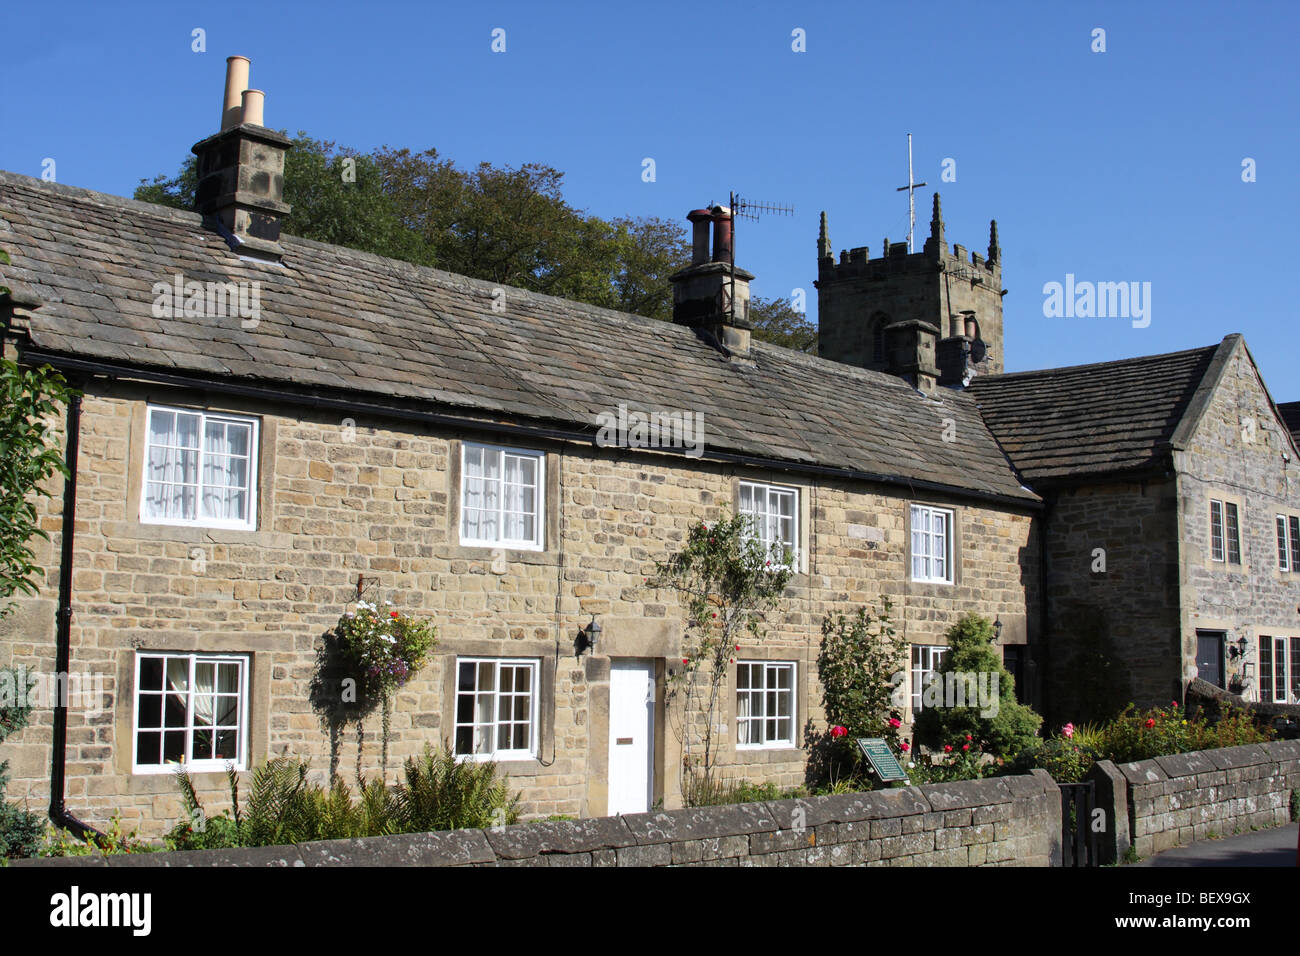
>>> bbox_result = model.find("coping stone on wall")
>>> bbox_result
[297,829,497,867]
[1153,750,1218,779]
[764,787,931,830]
[110,844,306,867]
[1117,759,1168,786]
[482,816,637,859]
[921,776,1014,812]
[1204,743,1272,770]
[1264,739,1300,761]
[620,802,780,845]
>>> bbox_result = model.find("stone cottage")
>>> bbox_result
[0,61,1044,837]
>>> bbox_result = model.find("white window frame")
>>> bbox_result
[910,504,954,584]
[735,660,796,749]
[1210,499,1241,565]
[1276,514,1300,572]
[911,644,948,713]
[738,481,799,570]
[139,404,259,531]
[453,657,540,761]
[459,443,545,551]
[132,652,250,775]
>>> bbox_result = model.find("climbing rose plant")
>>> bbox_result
[335,600,436,775]
[647,513,792,800]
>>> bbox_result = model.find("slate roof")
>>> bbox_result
[0,171,1037,504]
[1278,402,1300,447]
[968,343,1223,484]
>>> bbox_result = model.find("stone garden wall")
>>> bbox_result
[15,769,1062,868]
[1112,739,1300,858]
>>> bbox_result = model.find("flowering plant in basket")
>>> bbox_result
[335,600,437,773]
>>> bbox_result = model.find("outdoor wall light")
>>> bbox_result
[1228,636,1248,659]
[993,617,1003,640]
[577,615,601,656]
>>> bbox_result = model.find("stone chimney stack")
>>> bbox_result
[191,56,292,262]
[669,204,753,360]
[885,319,940,394]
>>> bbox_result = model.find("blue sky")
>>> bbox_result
[3,0,1298,398]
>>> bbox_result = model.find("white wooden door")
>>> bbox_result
[608,660,654,815]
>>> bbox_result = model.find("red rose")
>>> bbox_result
[830,725,848,738]
[682,658,689,665]
[390,611,399,618]
[965,734,972,741]
[944,745,953,753]
[1145,718,1156,728]
[900,742,910,752]
[962,744,970,751]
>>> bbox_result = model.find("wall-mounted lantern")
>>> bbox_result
[577,615,601,657]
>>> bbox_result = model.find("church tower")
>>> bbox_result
[815,194,1006,384]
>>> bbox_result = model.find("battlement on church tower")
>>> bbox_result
[815,193,1007,379]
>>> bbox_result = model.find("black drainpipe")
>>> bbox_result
[48,387,102,841]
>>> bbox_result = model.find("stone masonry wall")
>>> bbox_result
[1041,479,1182,724]
[1175,341,1300,702]
[14,769,1062,868]
[0,378,1039,838]
[1117,739,1300,858]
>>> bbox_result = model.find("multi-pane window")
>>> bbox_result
[738,481,798,568]
[1209,500,1241,565]
[911,644,948,712]
[454,658,538,759]
[460,444,544,549]
[1276,515,1300,572]
[736,661,795,747]
[141,406,257,529]
[910,505,954,583]
[133,653,247,773]
[1258,636,1299,705]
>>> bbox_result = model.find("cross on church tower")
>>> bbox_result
[895,133,927,254]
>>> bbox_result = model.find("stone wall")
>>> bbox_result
[0,378,1039,837]
[14,770,1062,868]
[1041,479,1182,724]
[1115,739,1300,858]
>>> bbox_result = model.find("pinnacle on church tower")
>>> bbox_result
[988,219,1000,264]
[818,211,832,260]
[930,192,945,246]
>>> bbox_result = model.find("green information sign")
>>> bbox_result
[856,737,908,783]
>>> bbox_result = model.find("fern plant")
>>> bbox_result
[397,745,520,832]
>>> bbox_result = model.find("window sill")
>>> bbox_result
[445,543,561,566]
[730,746,802,764]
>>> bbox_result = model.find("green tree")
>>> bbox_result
[912,613,1042,759]
[136,136,692,322]
[647,513,792,800]
[749,296,818,353]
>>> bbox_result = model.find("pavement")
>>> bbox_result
[1134,823,1298,867]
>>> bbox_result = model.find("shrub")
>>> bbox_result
[169,745,520,848]
[815,601,906,788]
[906,736,996,784]
[0,667,44,859]
[912,613,1042,759]
[41,816,154,857]
[1007,736,1099,783]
